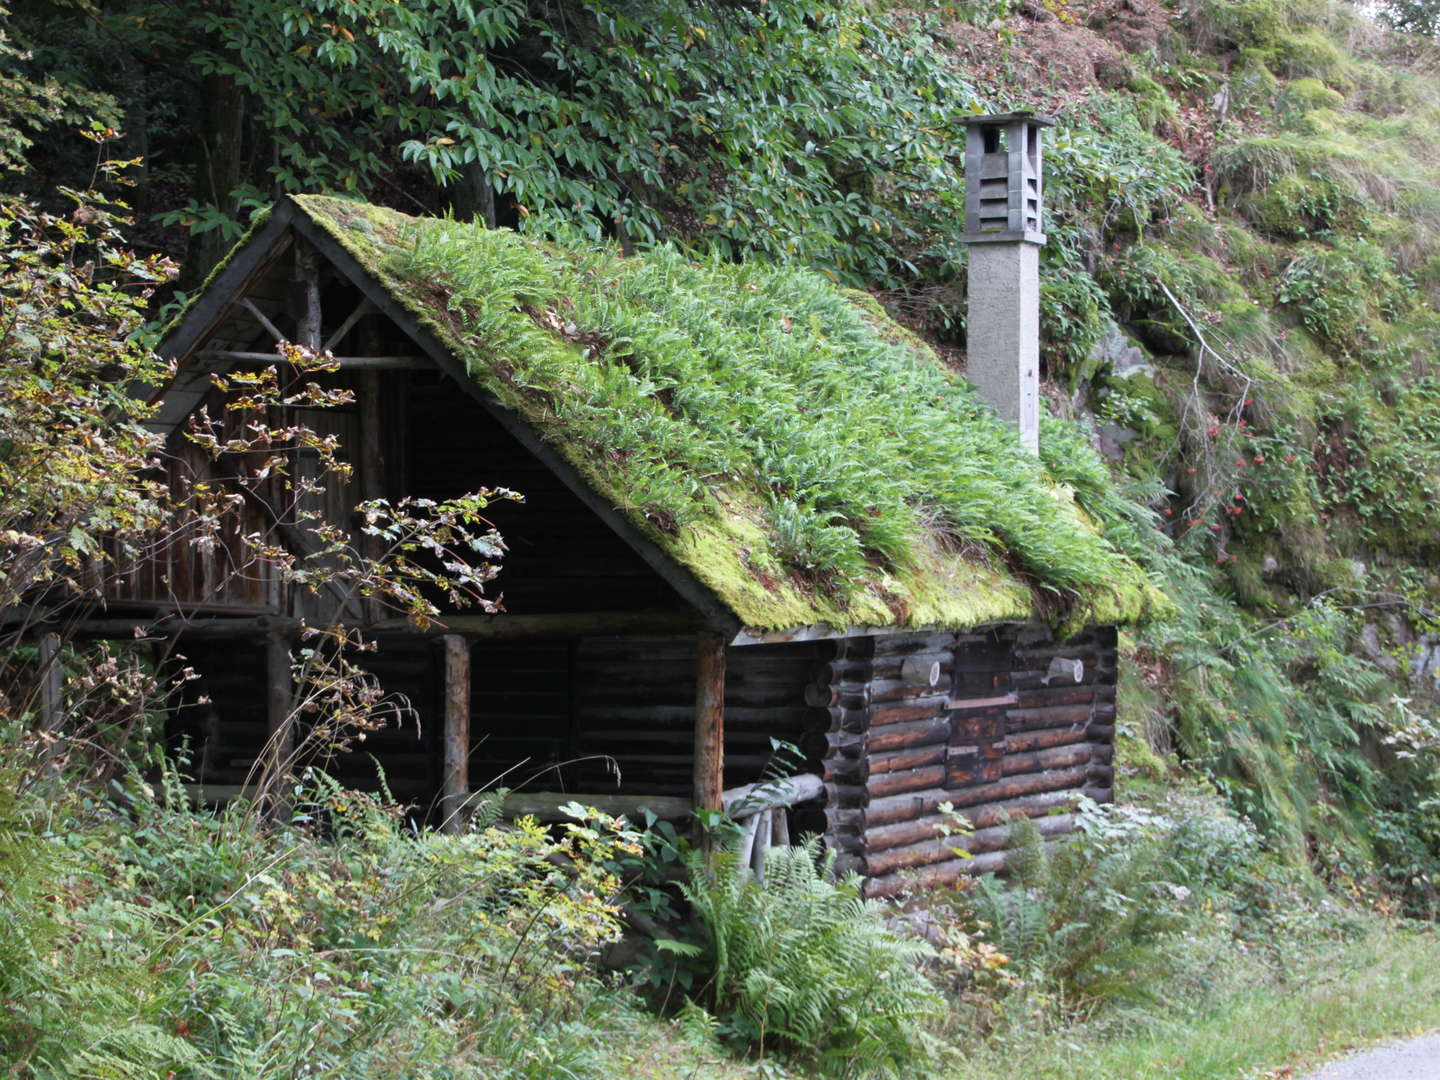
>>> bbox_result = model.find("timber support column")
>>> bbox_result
[39,631,62,768]
[442,634,471,833]
[693,631,727,858]
[265,632,294,816]
[960,111,1055,455]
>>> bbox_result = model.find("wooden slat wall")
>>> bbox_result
[808,626,1119,898]
[170,632,441,807]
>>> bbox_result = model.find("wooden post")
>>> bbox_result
[37,631,62,770]
[296,244,322,349]
[693,631,726,857]
[38,632,62,735]
[265,632,293,814]
[442,634,470,833]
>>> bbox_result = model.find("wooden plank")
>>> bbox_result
[693,631,726,855]
[442,634,470,833]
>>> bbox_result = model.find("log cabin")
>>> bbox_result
[71,115,1166,896]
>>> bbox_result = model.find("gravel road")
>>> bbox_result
[1303,1033,1440,1080]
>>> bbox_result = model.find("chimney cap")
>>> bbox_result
[957,111,1057,127]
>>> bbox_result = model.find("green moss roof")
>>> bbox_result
[291,195,1168,633]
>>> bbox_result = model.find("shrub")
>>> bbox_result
[681,838,941,1077]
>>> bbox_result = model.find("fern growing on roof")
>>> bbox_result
[295,195,1170,632]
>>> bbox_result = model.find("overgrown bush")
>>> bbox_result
[0,733,675,1080]
[680,838,941,1078]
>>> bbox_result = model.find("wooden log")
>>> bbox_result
[867,744,946,776]
[1015,684,1116,707]
[864,813,1079,877]
[240,297,286,345]
[865,788,1099,853]
[265,633,293,812]
[442,635,470,833]
[867,716,951,753]
[869,678,949,703]
[1087,724,1115,742]
[825,756,869,784]
[771,806,790,848]
[723,771,824,817]
[868,700,947,727]
[824,781,867,809]
[1004,725,1092,755]
[825,806,866,832]
[866,763,946,799]
[864,850,1012,897]
[694,631,726,856]
[1002,702,1088,737]
[865,765,1090,826]
[1003,742,1092,776]
[738,811,764,877]
[900,655,942,687]
[874,633,955,655]
[858,817,1077,881]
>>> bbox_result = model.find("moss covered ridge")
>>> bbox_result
[293,194,1166,633]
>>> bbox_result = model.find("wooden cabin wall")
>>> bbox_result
[170,632,442,810]
[468,635,826,806]
[810,627,1118,898]
[173,630,828,826]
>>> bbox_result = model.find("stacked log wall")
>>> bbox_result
[811,626,1118,898]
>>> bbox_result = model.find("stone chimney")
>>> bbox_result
[960,111,1055,455]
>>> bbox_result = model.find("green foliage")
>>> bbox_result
[681,838,940,1077]
[362,201,1156,623]
[0,735,685,1080]
[0,3,117,174]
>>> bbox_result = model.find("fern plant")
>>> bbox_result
[681,837,940,1078]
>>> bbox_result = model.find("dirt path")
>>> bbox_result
[1303,1033,1440,1080]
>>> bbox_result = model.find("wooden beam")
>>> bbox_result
[38,631,63,769]
[368,609,702,638]
[240,298,287,346]
[322,297,373,352]
[722,771,823,818]
[442,634,470,833]
[357,367,385,622]
[693,631,726,857]
[265,632,293,803]
[296,244,322,349]
[195,350,429,369]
